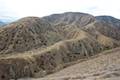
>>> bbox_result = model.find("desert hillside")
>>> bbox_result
[19,48,120,80]
[0,12,120,80]
[20,47,120,80]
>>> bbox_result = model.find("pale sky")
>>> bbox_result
[0,0,120,19]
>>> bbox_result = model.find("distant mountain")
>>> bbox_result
[0,21,5,26]
[0,16,18,27]
[0,20,10,27]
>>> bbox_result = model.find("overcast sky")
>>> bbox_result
[0,0,120,19]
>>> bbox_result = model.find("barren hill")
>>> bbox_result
[24,47,120,80]
[43,12,95,27]
[0,12,120,80]
[0,17,56,54]
[96,16,120,29]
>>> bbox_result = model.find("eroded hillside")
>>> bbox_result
[0,12,119,80]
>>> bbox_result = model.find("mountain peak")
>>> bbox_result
[43,12,95,27]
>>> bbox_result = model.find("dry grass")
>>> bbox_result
[0,13,120,80]
[0,36,106,79]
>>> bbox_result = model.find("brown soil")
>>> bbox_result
[19,47,120,80]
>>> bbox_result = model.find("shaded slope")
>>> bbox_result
[84,22,120,48]
[84,21,120,41]
[94,21,120,40]
[96,16,120,29]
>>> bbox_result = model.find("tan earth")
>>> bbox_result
[0,12,120,80]
[19,47,120,80]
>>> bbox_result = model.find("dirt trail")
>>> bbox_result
[19,48,120,80]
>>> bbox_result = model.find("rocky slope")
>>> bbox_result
[43,12,95,27]
[96,16,120,29]
[0,12,120,80]
[0,17,55,54]
[22,47,120,80]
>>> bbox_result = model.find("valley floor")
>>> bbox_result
[19,47,120,80]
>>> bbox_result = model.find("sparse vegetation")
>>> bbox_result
[0,12,119,79]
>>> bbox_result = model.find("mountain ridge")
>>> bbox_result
[0,12,120,80]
